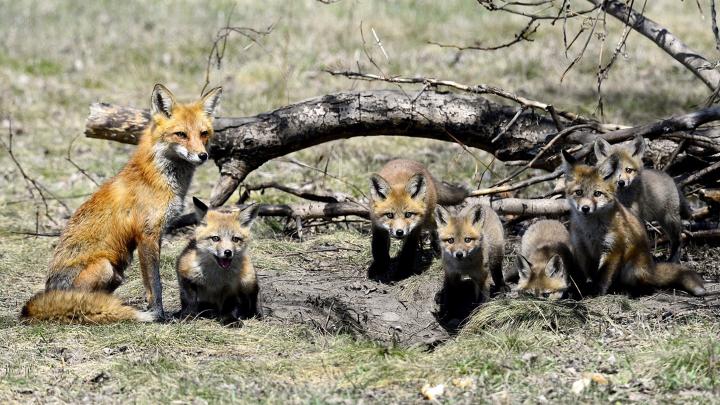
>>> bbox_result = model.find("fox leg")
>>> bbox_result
[396,227,421,277]
[138,234,165,320]
[662,214,683,263]
[72,258,118,291]
[595,253,622,296]
[368,226,391,279]
[177,279,199,319]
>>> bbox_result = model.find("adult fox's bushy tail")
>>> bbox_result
[21,290,154,324]
[653,263,706,296]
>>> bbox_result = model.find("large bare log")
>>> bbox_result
[86,90,720,207]
[86,90,559,206]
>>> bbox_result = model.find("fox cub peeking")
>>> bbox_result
[175,198,262,325]
[21,84,222,324]
[435,203,506,306]
[368,159,467,280]
[516,220,578,299]
[561,151,705,297]
[594,136,689,262]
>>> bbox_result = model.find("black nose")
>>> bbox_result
[198,152,208,162]
[581,205,590,213]
[223,249,232,258]
[617,179,625,187]
[395,229,404,237]
[455,251,464,260]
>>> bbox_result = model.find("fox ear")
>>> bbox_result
[406,173,427,200]
[151,84,175,118]
[517,254,531,279]
[369,174,391,201]
[631,135,646,159]
[599,154,619,181]
[468,204,485,226]
[192,197,209,221]
[545,255,566,278]
[201,86,223,117]
[594,138,612,161]
[237,203,259,227]
[560,150,576,177]
[435,205,449,226]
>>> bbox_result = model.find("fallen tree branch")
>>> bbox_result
[587,0,720,91]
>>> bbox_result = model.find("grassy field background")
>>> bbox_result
[1,0,720,403]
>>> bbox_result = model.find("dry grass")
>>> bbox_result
[2,1,720,403]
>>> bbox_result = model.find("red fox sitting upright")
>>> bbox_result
[22,84,222,323]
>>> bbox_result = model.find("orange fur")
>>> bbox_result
[21,84,222,323]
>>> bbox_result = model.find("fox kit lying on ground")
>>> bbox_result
[561,150,705,297]
[21,84,222,323]
[435,203,505,307]
[175,198,262,325]
[515,220,579,299]
[594,136,689,262]
[368,159,467,280]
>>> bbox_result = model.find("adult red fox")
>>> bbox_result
[22,84,222,323]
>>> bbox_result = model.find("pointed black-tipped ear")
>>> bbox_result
[406,173,427,200]
[238,203,260,227]
[545,255,566,279]
[201,86,222,117]
[151,83,175,118]
[631,135,646,159]
[517,254,531,279]
[369,174,391,201]
[193,197,209,221]
[468,204,485,226]
[594,138,612,161]
[435,206,450,226]
[599,154,620,181]
[560,150,576,177]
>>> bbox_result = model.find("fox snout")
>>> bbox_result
[454,251,466,260]
[172,143,209,165]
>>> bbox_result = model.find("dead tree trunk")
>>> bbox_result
[86,89,720,210]
[86,90,560,206]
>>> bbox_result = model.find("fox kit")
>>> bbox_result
[21,84,222,323]
[435,203,505,306]
[515,220,578,299]
[175,198,261,325]
[561,150,705,297]
[594,136,688,262]
[368,159,467,280]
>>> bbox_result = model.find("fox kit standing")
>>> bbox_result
[176,198,261,324]
[22,84,222,323]
[594,136,688,262]
[435,203,505,307]
[561,151,705,297]
[515,220,578,299]
[368,159,467,280]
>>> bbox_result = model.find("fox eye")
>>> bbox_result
[445,238,455,244]
[541,292,551,298]
[385,213,394,219]
[210,236,220,242]
[574,190,583,196]
[625,167,634,174]
[464,237,473,243]
[404,212,414,218]
[174,131,188,139]
[231,236,242,243]
[200,130,210,137]
[593,190,603,197]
